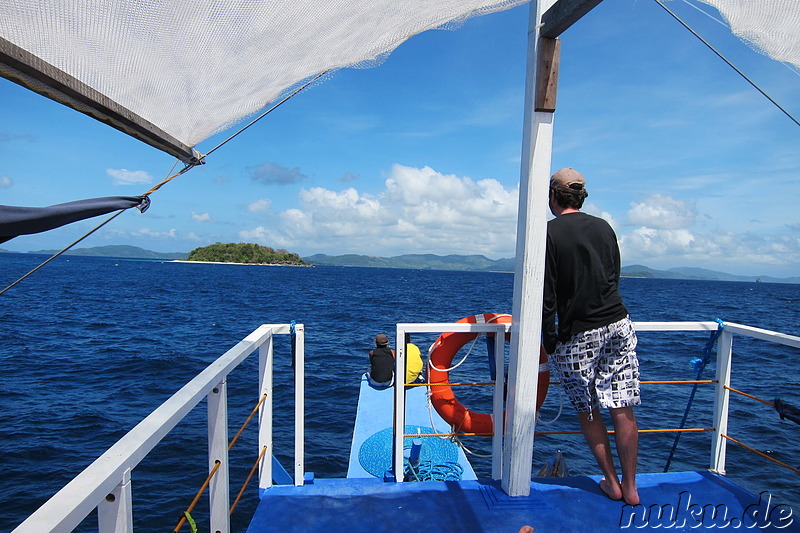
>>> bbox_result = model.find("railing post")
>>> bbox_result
[492,324,506,480]
[97,468,132,533]
[208,380,230,533]
[711,329,733,474]
[393,325,407,482]
[11,325,275,533]
[258,331,274,493]
[293,324,305,486]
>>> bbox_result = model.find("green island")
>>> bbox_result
[185,243,309,266]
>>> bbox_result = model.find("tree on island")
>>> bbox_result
[186,243,308,265]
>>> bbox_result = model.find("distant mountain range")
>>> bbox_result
[303,253,516,272]
[2,245,798,284]
[620,264,800,284]
[306,254,800,283]
[1,245,186,260]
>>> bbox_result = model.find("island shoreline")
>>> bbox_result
[170,260,311,267]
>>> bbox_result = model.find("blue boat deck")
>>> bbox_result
[248,374,798,532]
[346,373,476,480]
[247,471,796,532]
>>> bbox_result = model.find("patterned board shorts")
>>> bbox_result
[552,315,640,413]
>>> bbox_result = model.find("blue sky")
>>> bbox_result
[1,0,799,277]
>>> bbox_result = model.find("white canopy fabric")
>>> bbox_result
[1,0,797,160]
[699,0,800,69]
[0,0,526,154]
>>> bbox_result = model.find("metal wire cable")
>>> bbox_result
[654,0,800,127]
[0,208,127,296]
[202,70,330,159]
[2,71,328,296]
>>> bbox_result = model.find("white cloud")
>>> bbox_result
[615,193,800,272]
[107,168,152,185]
[239,164,519,257]
[192,212,212,222]
[132,228,178,239]
[621,227,699,257]
[619,227,800,275]
[233,165,798,276]
[247,199,272,212]
[583,202,618,231]
[239,226,290,248]
[0,175,12,188]
[628,194,696,229]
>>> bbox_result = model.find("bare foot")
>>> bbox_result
[622,480,640,506]
[599,477,623,501]
[518,527,534,533]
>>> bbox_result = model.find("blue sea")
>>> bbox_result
[1,252,799,531]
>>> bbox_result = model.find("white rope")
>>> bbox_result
[427,334,481,373]
[536,380,564,425]
[425,388,454,441]
[455,437,492,458]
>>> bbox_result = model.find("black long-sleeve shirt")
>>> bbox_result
[369,346,394,382]
[542,212,628,353]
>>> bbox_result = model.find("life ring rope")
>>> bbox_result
[535,383,563,425]
[427,313,550,435]
[426,313,510,374]
[427,334,481,373]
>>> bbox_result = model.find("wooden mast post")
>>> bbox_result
[502,0,603,497]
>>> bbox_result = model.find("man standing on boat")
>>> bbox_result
[542,168,641,505]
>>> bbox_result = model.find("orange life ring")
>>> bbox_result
[428,313,550,434]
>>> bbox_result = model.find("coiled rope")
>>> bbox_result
[404,460,463,482]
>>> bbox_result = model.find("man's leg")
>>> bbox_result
[578,408,623,500]
[610,406,639,505]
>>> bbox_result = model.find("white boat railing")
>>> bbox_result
[394,322,510,481]
[391,321,800,484]
[12,323,305,533]
[12,320,800,532]
[631,321,799,474]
